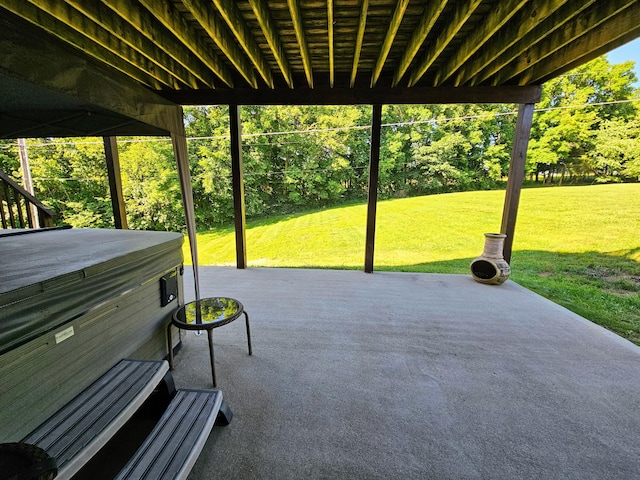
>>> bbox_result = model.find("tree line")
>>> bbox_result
[0,56,638,232]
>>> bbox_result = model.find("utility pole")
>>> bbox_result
[17,138,38,228]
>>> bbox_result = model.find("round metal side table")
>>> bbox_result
[168,297,252,387]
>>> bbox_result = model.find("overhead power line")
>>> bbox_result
[1,98,639,148]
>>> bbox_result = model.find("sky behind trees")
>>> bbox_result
[608,38,640,85]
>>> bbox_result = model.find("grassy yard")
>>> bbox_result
[186,183,640,344]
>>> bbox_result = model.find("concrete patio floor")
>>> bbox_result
[171,267,640,480]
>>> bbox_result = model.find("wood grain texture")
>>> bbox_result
[501,103,534,264]
[2,0,637,96]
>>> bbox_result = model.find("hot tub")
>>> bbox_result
[0,228,184,441]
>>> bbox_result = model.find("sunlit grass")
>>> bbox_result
[184,183,640,343]
[187,184,639,267]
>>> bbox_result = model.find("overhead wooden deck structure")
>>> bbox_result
[1,0,639,285]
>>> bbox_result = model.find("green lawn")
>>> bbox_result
[186,183,640,343]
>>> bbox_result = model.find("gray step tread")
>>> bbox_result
[21,359,168,480]
[115,389,223,480]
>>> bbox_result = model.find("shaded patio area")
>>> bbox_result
[171,267,640,479]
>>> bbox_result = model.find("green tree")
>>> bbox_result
[528,57,638,183]
[119,139,184,231]
[185,105,234,225]
[391,104,515,195]
[591,115,640,181]
[184,105,373,223]
[27,138,112,227]
[0,141,20,179]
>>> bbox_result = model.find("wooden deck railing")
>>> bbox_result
[0,169,55,229]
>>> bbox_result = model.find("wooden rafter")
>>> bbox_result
[392,0,448,87]
[432,0,529,86]
[247,0,293,88]
[1,0,638,109]
[478,1,598,86]
[371,0,410,88]
[533,27,640,85]
[180,0,258,88]
[453,0,573,87]
[328,0,334,87]
[138,0,235,88]
[408,0,483,87]
[3,0,163,89]
[26,0,181,88]
[98,0,219,88]
[211,0,274,88]
[64,0,201,89]
[521,2,640,85]
[469,0,596,86]
[287,0,314,88]
[350,0,368,88]
[491,0,634,86]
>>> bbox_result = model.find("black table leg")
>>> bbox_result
[244,311,253,356]
[167,323,174,370]
[207,328,217,387]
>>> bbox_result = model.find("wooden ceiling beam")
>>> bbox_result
[2,0,163,89]
[247,0,294,88]
[211,0,274,88]
[99,0,219,88]
[328,0,334,87]
[138,0,235,88]
[180,0,258,88]
[349,0,368,88]
[521,3,640,84]
[432,0,528,86]
[26,0,181,88]
[392,0,447,87]
[163,85,542,106]
[287,0,314,88]
[370,0,410,88]
[64,0,201,89]
[453,0,573,86]
[408,0,483,87]
[491,0,635,86]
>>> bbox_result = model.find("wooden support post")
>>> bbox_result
[171,120,201,300]
[364,104,382,273]
[229,105,247,269]
[501,103,535,264]
[103,136,128,229]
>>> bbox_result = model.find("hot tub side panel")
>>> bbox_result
[0,229,185,441]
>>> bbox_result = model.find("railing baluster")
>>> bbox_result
[0,168,56,230]
[0,196,8,229]
[13,188,26,228]
[3,183,16,228]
